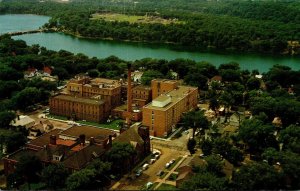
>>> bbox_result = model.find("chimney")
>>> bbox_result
[17,115,20,120]
[50,135,56,145]
[79,134,86,145]
[90,137,95,145]
[126,63,133,125]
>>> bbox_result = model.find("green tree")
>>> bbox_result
[279,125,300,153]
[182,110,209,138]
[0,111,16,128]
[15,154,42,190]
[86,159,112,187]
[87,69,99,78]
[66,169,96,190]
[11,87,41,110]
[246,77,261,90]
[141,70,163,85]
[41,164,69,189]
[238,119,277,153]
[200,139,213,156]
[106,142,136,174]
[180,171,229,191]
[187,138,196,155]
[232,162,282,190]
[205,154,224,176]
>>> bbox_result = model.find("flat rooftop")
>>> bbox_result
[152,79,178,84]
[53,94,104,105]
[144,86,197,111]
[133,85,151,91]
[90,78,121,88]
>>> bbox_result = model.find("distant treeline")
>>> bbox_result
[1,0,300,54]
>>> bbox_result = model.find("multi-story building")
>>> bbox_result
[49,94,106,122]
[151,79,179,99]
[143,84,198,137]
[132,85,152,107]
[67,76,122,109]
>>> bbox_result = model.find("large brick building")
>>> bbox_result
[67,76,122,109]
[143,79,198,137]
[49,94,106,122]
[151,79,179,99]
[50,76,123,122]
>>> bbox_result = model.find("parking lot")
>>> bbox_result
[113,136,190,190]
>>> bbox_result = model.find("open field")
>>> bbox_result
[91,13,184,25]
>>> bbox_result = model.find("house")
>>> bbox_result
[3,125,117,175]
[10,115,35,129]
[28,119,54,139]
[229,112,245,127]
[131,70,143,83]
[272,117,282,128]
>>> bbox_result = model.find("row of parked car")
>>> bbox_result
[135,149,162,177]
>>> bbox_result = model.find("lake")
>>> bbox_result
[1,14,299,72]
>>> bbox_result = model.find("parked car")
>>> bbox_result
[149,158,156,164]
[145,182,153,189]
[170,159,175,164]
[156,170,163,176]
[154,154,160,160]
[135,169,143,177]
[165,162,171,168]
[199,154,205,158]
[142,163,149,170]
[184,130,189,134]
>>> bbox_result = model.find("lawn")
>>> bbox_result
[78,119,124,130]
[168,157,182,169]
[91,13,184,25]
[157,183,178,190]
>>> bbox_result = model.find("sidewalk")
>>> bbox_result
[154,155,187,190]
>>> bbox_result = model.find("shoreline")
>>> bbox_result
[42,28,300,58]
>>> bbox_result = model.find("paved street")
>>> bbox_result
[111,129,192,190]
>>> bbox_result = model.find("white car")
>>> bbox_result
[165,162,171,168]
[149,158,156,164]
[142,163,149,170]
[170,159,175,164]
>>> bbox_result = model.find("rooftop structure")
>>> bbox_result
[143,84,198,137]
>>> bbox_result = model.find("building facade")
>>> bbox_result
[49,94,106,122]
[132,85,152,107]
[67,76,122,109]
[143,84,198,137]
[151,79,179,99]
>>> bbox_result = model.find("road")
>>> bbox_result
[111,129,192,190]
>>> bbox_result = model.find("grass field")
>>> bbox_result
[79,119,124,130]
[157,183,178,190]
[91,13,184,25]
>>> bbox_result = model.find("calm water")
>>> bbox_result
[1,14,300,72]
[0,14,50,34]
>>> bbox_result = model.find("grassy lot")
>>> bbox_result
[157,183,179,190]
[167,173,178,181]
[91,13,184,25]
[168,157,182,170]
[78,119,124,130]
[19,183,46,190]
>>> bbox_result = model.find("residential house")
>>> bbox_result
[10,115,35,129]
[229,112,245,127]
[3,125,116,175]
